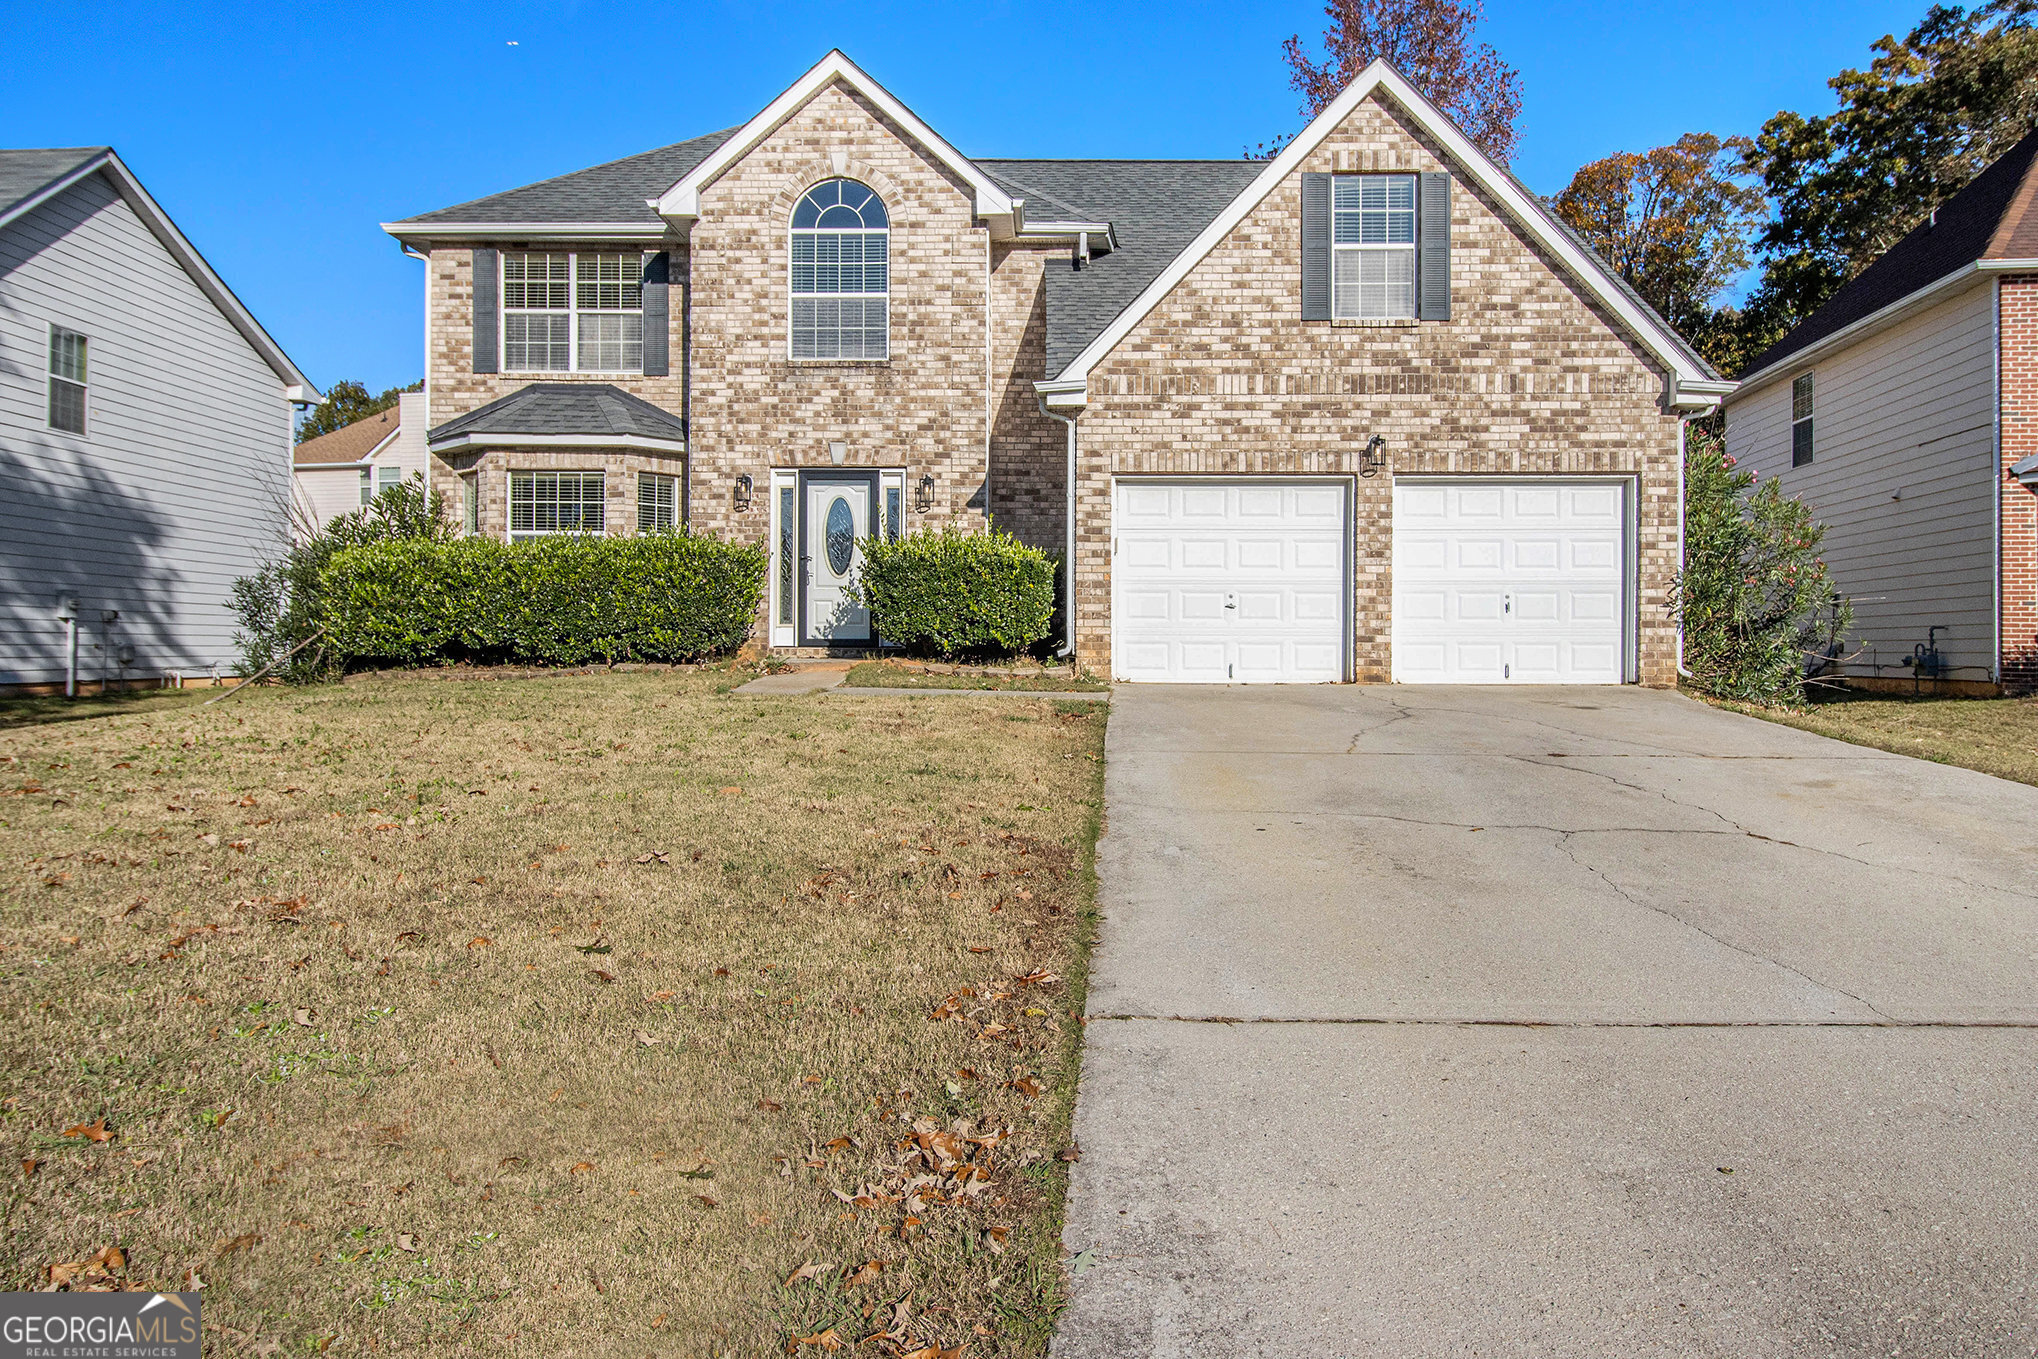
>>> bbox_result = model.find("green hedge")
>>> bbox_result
[858,527,1056,657]
[321,533,767,667]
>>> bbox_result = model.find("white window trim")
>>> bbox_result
[786,185,891,364]
[1331,174,1418,322]
[1791,372,1815,467]
[499,252,646,376]
[506,469,608,543]
[637,470,680,533]
[460,471,480,536]
[46,323,88,437]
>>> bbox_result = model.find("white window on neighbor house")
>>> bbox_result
[358,467,373,506]
[509,471,605,541]
[638,472,678,532]
[461,472,480,536]
[376,466,403,499]
[1332,175,1417,320]
[790,179,890,360]
[1792,373,1815,467]
[48,326,87,434]
[501,252,644,374]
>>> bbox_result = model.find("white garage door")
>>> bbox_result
[1392,480,1628,683]
[1114,479,1348,683]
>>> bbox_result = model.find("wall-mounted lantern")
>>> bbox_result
[1360,434,1388,479]
[734,473,754,509]
[915,473,936,513]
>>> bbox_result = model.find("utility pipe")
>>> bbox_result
[1037,396,1079,659]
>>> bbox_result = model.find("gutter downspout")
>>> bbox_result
[1038,396,1078,659]
[1677,414,1691,679]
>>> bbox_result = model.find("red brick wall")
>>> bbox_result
[2001,276,2038,689]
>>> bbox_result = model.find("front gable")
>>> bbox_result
[1044,62,1722,413]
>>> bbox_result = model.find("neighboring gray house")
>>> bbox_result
[1723,128,2038,692]
[0,147,316,693]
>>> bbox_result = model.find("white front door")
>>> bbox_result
[802,474,875,644]
[1391,479,1628,683]
[1113,478,1350,683]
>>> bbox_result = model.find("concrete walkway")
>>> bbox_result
[1057,685,2038,1357]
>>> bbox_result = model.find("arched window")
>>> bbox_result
[790,179,889,360]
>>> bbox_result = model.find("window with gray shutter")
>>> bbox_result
[472,247,499,374]
[1300,173,1331,322]
[1417,172,1452,321]
[641,251,670,377]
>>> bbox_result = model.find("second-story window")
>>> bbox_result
[1792,373,1815,467]
[790,179,889,360]
[1332,175,1416,320]
[502,252,642,373]
[48,326,87,434]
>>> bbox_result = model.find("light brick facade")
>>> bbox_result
[1069,97,1683,682]
[2000,275,2038,688]
[409,74,1693,682]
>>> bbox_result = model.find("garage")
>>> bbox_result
[1391,479,1629,683]
[1113,479,1349,683]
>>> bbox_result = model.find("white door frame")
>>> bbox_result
[1389,473,1639,685]
[1109,474,1356,684]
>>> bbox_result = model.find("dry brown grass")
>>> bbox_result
[1705,689,2038,788]
[842,663,1108,693]
[0,666,1106,1357]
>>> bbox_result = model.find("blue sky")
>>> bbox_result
[4,0,1927,397]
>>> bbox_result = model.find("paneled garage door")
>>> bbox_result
[1114,479,1348,683]
[1391,480,1628,684]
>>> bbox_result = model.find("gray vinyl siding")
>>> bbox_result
[1725,279,1998,681]
[0,171,289,686]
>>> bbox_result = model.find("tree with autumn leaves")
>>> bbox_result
[1259,0,1521,163]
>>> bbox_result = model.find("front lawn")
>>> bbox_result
[0,667,1106,1355]
[844,662,1108,693]
[1707,689,2038,787]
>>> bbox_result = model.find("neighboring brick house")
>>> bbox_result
[384,52,1725,683]
[1725,127,2038,693]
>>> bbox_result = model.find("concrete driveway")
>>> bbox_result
[1057,685,2038,1358]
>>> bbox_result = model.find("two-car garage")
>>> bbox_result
[1110,477,1632,685]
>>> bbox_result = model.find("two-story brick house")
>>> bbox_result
[384,51,1726,683]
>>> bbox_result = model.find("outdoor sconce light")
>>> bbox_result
[915,473,936,513]
[734,473,754,509]
[1359,434,1388,479]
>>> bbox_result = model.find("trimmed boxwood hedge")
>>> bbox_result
[322,532,767,667]
[858,527,1055,657]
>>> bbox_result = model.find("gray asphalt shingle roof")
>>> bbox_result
[0,147,109,221]
[427,383,689,445]
[981,160,1265,377]
[391,129,738,227]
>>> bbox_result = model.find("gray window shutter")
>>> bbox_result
[472,247,499,374]
[1300,173,1331,322]
[1418,173,1452,321]
[640,251,670,377]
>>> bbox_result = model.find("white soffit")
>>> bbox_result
[651,50,1015,229]
[1049,59,1716,403]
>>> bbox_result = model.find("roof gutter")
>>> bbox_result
[1732,261,2008,400]
[383,221,672,245]
[426,431,688,455]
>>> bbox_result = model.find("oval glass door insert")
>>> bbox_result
[825,496,855,575]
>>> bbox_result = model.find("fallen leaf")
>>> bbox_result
[757,1099,783,1112]
[291,1008,314,1027]
[570,1162,595,1175]
[62,1119,112,1143]
[95,1246,125,1271]
[844,1260,883,1287]
[634,1030,659,1047]
[783,1261,825,1287]
[1013,1076,1042,1098]
[467,936,491,949]
[824,1136,854,1153]
[1058,1143,1082,1162]
[695,1193,719,1208]
[592,969,616,984]
[395,1233,419,1253]
[968,945,992,954]
[718,786,743,796]
[650,1313,667,1328]
[648,989,675,1002]
[217,1233,259,1257]
[793,1330,843,1351]
[21,1158,37,1179]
